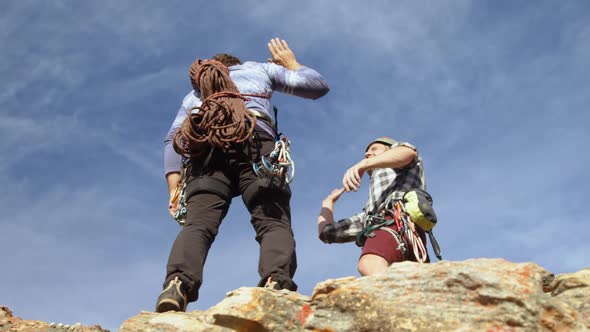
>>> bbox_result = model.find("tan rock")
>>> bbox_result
[5,259,589,332]
[119,311,228,332]
[0,306,108,332]
[546,268,590,329]
[120,259,589,332]
[305,258,587,331]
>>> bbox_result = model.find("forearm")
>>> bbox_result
[361,146,416,170]
[268,64,329,99]
[287,66,330,99]
[318,206,335,235]
[283,61,302,71]
[319,212,364,244]
[166,172,181,195]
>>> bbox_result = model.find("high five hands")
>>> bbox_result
[267,38,302,71]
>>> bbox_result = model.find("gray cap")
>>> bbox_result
[365,136,398,151]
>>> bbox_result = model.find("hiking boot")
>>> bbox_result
[155,277,187,313]
[260,274,298,291]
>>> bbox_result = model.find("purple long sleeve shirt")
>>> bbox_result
[163,61,329,175]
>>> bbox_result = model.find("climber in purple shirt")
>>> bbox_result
[156,38,329,313]
[163,44,329,177]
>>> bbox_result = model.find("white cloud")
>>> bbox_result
[0,112,162,179]
[0,115,79,171]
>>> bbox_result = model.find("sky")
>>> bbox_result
[1,1,589,330]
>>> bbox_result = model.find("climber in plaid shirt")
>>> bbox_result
[318,137,428,276]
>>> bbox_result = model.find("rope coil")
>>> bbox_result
[173,59,257,156]
[395,201,428,263]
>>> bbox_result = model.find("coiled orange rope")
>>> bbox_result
[173,59,257,156]
[395,202,428,263]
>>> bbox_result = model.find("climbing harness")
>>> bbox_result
[252,135,295,184]
[170,57,298,225]
[356,196,442,262]
[170,159,191,226]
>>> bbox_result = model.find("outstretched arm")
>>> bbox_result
[318,188,364,244]
[318,188,345,235]
[265,38,329,99]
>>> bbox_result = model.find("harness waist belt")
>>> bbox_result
[248,109,274,124]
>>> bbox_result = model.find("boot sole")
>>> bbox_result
[156,299,183,313]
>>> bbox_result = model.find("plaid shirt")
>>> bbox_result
[319,142,426,244]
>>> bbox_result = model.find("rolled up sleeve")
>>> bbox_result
[266,64,329,100]
[319,213,365,244]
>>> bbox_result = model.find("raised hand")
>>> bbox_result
[267,37,302,71]
[342,160,368,192]
[322,188,346,208]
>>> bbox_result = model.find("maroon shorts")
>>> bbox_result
[360,226,429,264]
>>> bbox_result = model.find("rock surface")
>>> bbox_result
[119,258,590,331]
[0,306,108,332]
[2,259,588,331]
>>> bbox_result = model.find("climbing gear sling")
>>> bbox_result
[170,159,191,226]
[252,135,295,184]
[251,106,295,184]
[356,192,443,261]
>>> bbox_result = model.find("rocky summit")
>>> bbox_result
[2,258,589,331]
[120,258,589,331]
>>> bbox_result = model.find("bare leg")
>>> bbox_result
[357,254,389,276]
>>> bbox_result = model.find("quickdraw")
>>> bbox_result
[252,136,295,184]
[170,158,190,226]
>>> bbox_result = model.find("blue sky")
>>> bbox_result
[1,1,589,330]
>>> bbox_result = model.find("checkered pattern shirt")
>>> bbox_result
[319,142,426,244]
